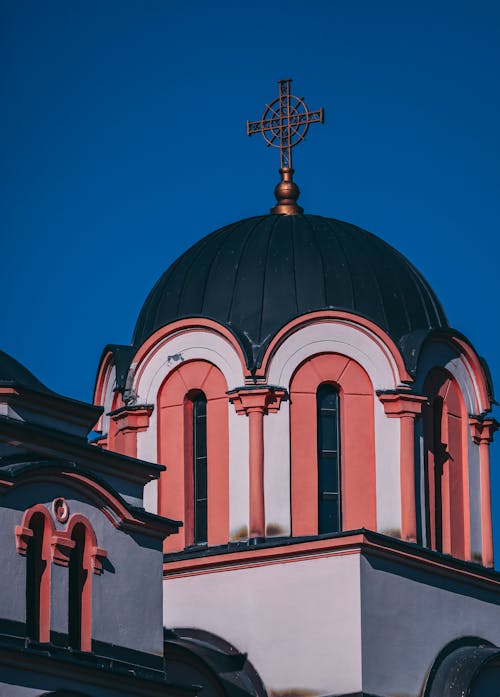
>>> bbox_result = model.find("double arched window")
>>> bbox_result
[16,507,101,651]
[316,384,341,534]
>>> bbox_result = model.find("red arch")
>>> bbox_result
[423,368,470,560]
[158,360,229,552]
[65,514,98,652]
[15,505,54,643]
[290,353,377,536]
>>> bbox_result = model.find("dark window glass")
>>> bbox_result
[432,396,445,553]
[68,524,86,650]
[193,393,208,544]
[317,384,341,534]
[26,514,45,640]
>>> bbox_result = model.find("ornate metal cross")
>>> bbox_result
[247,78,324,169]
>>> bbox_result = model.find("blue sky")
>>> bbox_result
[2,1,500,557]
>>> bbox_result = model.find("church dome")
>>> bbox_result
[133,214,448,368]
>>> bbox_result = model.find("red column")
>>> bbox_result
[229,387,285,542]
[470,417,498,568]
[379,392,427,543]
[109,405,153,457]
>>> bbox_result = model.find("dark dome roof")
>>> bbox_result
[133,214,448,369]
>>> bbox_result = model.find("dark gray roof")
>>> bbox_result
[0,350,53,394]
[133,214,448,369]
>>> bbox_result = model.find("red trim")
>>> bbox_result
[229,388,286,539]
[158,360,230,551]
[8,469,177,539]
[378,393,426,542]
[257,311,412,383]
[93,349,115,413]
[50,534,75,567]
[111,405,153,458]
[290,353,377,536]
[163,532,500,592]
[15,505,54,643]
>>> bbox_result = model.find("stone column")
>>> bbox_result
[229,387,285,543]
[379,392,427,543]
[469,416,498,567]
[109,404,153,458]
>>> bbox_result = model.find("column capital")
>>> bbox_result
[378,391,427,418]
[469,416,499,445]
[228,386,286,415]
[109,404,154,433]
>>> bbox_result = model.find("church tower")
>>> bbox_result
[93,80,500,697]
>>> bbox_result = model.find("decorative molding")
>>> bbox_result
[90,545,107,575]
[378,391,427,418]
[110,404,154,433]
[50,534,75,567]
[469,416,498,445]
[14,525,33,555]
[52,497,69,523]
[228,386,286,415]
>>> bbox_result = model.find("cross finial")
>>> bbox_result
[247,78,324,215]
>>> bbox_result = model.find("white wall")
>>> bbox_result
[164,552,363,696]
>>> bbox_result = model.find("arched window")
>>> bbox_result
[317,384,341,534]
[16,506,53,643]
[188,391,208,545]
[68,523,86,649]
[158,360,229,552]
[423,368,468,559]
[26,512,47,641]
[66,518,93,652]
[290,353,376,537]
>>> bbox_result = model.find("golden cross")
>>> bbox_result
[247,78,324,169]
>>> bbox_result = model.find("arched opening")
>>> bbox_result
[290,353,376,537]
[423,367,469,559]
[158,360,229,552]
[316,384,341,534]
[26,512,47,641]
[67,520,93,651]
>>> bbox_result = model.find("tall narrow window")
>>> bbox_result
[192,392,208,544]
[317,384,341,534]
[68,523,87,650]
[26,513,46,640]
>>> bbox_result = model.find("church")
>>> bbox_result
[1,79,500,697]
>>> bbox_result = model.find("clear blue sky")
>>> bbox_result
[2,1,500,557]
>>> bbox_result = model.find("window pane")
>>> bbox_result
[317,385,341,534]
[192,393,208,544]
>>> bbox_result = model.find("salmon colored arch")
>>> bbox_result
[422,367,470,561]
[447,336,491,413]
[290,353,377,537]
[158,359,230,552]
[15,505,55,643]
[258,311,413,383]
[132,319,249,385]
[93,349,115,407]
